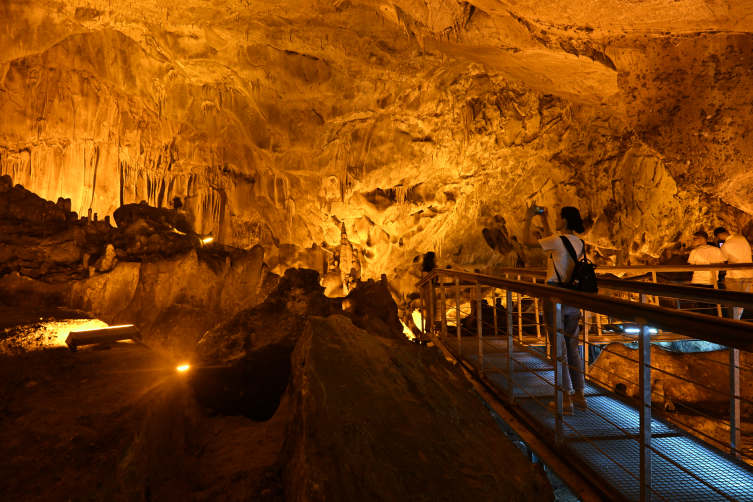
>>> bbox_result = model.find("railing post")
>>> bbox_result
[713,279,723,318]
[731,347,741,459]
[507,289,514,402]
[420,285,425,335]
[638,318,652,502]
[430,280,437,336]
[440,281,447,341]
[583,311,590,377]
[477,281,483,373]
[554,300,564,446]
[532,278,542,339]
[456,279,461,355]
[493,289,498,337]
[517,275,523,342]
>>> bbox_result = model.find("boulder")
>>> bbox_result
[192,268,332,421]
[95,244,117,272]
[338,276,407,342]
[281,315,554,502]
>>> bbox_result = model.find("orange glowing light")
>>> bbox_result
[177,364,190,372]
[201,237,214,244]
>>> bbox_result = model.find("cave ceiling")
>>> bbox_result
[1,0,752,282]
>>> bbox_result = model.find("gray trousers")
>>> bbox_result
[543,296,585,392]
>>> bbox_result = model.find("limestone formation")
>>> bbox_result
[2,2,752,293]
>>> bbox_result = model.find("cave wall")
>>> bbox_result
[1,0,751,282]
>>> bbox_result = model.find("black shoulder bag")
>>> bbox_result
[552,236,598,293]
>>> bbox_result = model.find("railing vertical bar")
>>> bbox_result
[440,281,447,341]
[554,300,564,446]
[456,279,461,356]
[714,280,723,318]
[493,289,498,337]
[533,277,542,339]
[477,281,483,373]
[639,317,652,502]
[507,288,514,403]
[517,275,523,342]
[430,280,436,336]
[731,347,741,459]
[596,309,604,338]
[420,285,425,335]
[583,310,590,377]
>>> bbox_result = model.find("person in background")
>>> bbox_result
[522,202,587,415]
[687,231,725,314]
[714,227,753,319]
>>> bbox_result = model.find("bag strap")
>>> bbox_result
[551,255,565,286]
[559,235,581,263]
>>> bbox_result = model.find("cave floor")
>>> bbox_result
[457,337,753,502]
[0,339,286,501]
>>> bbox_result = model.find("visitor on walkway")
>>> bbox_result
[714,227,753,319]
[688,231,726,314]
[522,202,587,415]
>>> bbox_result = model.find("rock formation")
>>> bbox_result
[2,1,752,291]
[591,342,753,418]
[193,268,333,421]
[0,176,277,355]
[281,315,553,501]
[190,268,552,500]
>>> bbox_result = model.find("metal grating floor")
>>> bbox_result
[453,334,753,502]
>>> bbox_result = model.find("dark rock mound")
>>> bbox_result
[281,315,554,502]
[0,176,66,223]
[114,201,195,236]
[338,276,407,342]
[191,268,332,421]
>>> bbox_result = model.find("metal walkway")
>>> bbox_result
[454,336,753,502]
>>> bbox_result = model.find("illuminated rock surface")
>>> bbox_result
[1,1,752,285]
[0,177,276,355]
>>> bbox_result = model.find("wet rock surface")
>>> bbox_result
[281,315,553,501]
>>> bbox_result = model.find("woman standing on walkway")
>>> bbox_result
[521,202,588,415]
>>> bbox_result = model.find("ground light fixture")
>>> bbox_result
[65,325,142,352]
[201,236,214,244]
[176,364,190,372]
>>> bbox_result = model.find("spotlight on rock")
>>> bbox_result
[201,236,214,244]
[177,364,190,372]
[65,325,142,352]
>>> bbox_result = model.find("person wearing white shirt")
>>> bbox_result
[522,202,587,415]
[688,231,726,285]
[714,227,753,319]
[687,231,725,313]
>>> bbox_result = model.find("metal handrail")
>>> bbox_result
[417,269,753,351]
[418,268,753,501]
[496,264,753,274]
[491,267,753,309]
